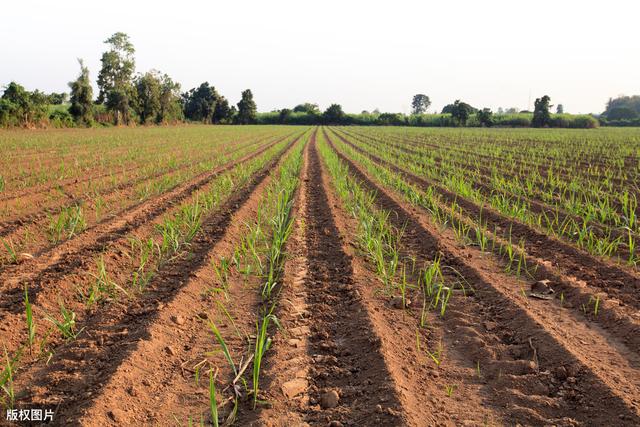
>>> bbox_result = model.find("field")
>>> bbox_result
[1,125,640,426]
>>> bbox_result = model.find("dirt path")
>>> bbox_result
[248,132,408,426]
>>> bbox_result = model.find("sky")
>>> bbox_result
[1,0,639,114]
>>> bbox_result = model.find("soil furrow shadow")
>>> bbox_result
[296,133,405,426]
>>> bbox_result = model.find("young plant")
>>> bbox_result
[445,384,457,397]
[0,346,21,409]
[1,238,18,264]
[252,312,279,408]
[209,370,219,427]
[48,205,87,243]
[425,340,443,367]
[24,286,36,354]
[45,302,83,341]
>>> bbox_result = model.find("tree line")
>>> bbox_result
[0,32,257,128]
[0,32,617,129]
[258,95,597,128]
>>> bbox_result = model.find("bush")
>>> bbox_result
[550,114,599,129]
[49,109,75,128]
[488,114,532,127]
[600,117,640,127]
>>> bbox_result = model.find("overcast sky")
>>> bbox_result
[2,0,638,114]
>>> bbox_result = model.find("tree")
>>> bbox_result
[133,71,162,124]
[97,32,136,125]
[607,107,638,121]
[449,100,473,125]
[158,74,183,123]
[293,103,319,114]
[477,108,494,127]
[376,112,405,126]
[604,95,640,118]
[47,92,68,104]
[236,89,257,124]
[411,94,431,115]
[556,104,564,114]
[182,83,218,123]
[278,108,292,123]
[532,95,552,127]
[68,59,94,126]
[212,95,232,123]
[0,82,48,127]
[323,104,346,124]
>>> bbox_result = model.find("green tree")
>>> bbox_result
[236,89,257,124]
[293,103,319,114]
[158,74,183,123]
[376,112,405,126]
[607,106,638,121]
[449,100,473,125]
[532,95,552,127]
[182,83,217,123]
[556,104,564,114]
[411,94,431,114]
[133,71,162,124]
[604,95,640,118]
[278,108,292,123]
[323,104,346,124]
[477,108,494,127]
[47,92,68,104]
[68,59,94,126]
[97,32,136,125]
[213,96,232,123]
[0,82,48,127]
[442,101,476,115]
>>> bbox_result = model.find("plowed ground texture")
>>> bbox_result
[2,125,640,427]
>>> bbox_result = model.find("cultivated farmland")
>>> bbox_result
[1,125,640,426]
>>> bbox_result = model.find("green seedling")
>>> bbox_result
[45,302,83,341]
[25,286,36,354]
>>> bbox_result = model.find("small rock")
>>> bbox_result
[288,338,302,348]
[531,280,554,294]
[327,422,344,427]
[554,366,568,381]
[282,378,308,399]
[390,296,410,309]
[320,390,340,409]
[375,404,383,413]
[171,315,186,325]
[165,346,176,356]
[483,321,497,331]
[107,409,125,423]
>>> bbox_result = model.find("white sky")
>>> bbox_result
[1,0,639,114]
